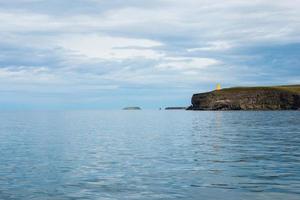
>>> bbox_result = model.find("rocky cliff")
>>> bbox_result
[188,85,300,110]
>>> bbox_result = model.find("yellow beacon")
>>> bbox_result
[216,83,221,91]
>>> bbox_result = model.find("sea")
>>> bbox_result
[0,110,299,200]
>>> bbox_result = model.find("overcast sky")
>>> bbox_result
[1,0,300,109]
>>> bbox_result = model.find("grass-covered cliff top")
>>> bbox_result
[276,85,300,93]
[214,85,300,94]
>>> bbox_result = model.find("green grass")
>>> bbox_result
[275,85,300,93]
[216,85,300,94]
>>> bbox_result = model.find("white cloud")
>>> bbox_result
[187,41,233,52]
[156,57,220,71]
[57,34,164,60]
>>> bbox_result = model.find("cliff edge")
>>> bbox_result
[188,85,300,110]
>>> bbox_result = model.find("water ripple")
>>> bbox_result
[0,111,299,200]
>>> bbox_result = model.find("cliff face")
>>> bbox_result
[188,86,300,110]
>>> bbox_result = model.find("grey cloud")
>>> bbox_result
[0,42,66,68]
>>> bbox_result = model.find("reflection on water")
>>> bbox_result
[0,111,299,200]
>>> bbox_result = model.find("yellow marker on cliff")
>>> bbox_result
[216,83,221,91]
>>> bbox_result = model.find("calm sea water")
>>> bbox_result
[0,111,299,200]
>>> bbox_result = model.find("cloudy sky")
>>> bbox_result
[1,0,300,109]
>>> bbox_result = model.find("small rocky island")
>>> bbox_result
[123,107,141,110]
[165,107,187,110]
[187,85,300,110]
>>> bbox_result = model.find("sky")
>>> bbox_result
[0,0,300,109]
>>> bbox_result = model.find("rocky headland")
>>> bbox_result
[187,85,300,110]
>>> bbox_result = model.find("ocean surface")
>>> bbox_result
[0,110,299,200]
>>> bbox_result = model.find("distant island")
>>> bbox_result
[187,85,300,110]
[123,107,141,110]
[165,107,187,110]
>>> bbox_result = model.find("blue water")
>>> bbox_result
[0,111,299,200]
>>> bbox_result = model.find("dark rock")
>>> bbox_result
[189,86,300,110]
